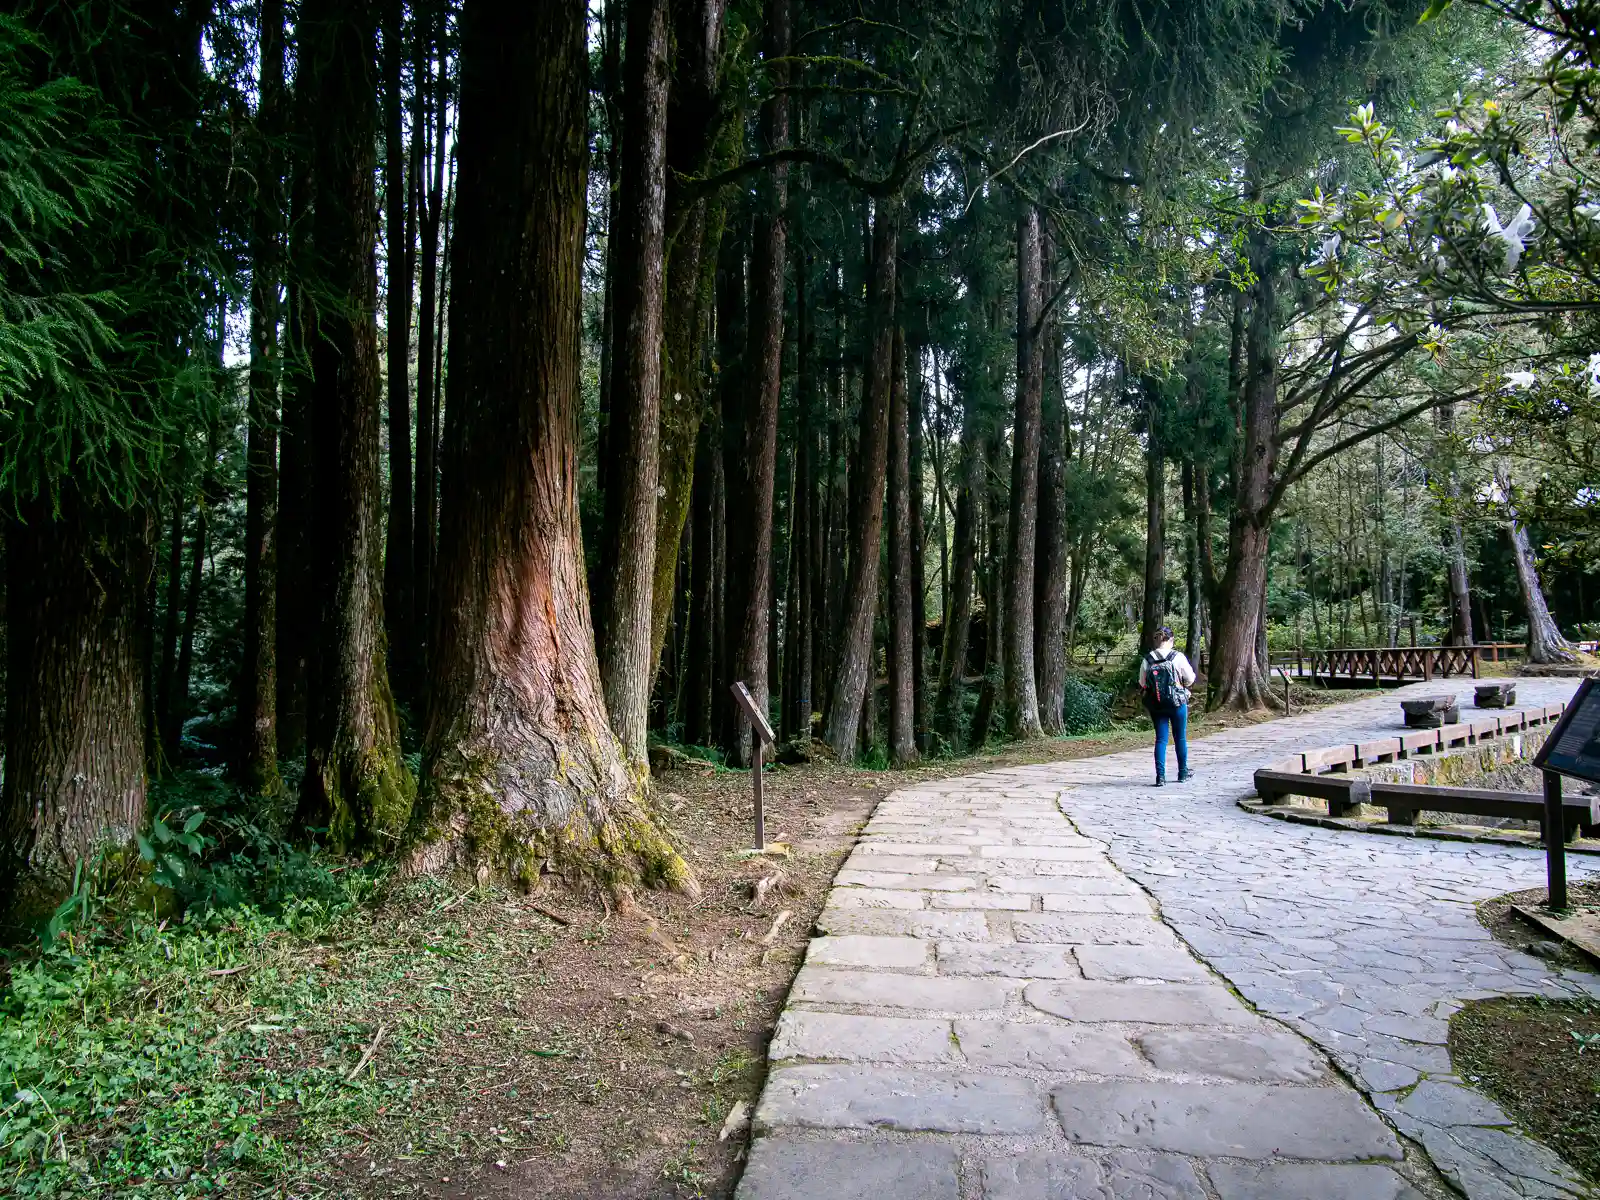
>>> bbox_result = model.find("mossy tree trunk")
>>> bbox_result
[296,0,414,852]
[648,0,732,684]
[414,0,692,896]
[3,494,152,918]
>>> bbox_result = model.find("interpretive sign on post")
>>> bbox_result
[729,682,775,850]
[1531,677,1598,908]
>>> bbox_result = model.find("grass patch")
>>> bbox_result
[0,867,553,1197]
[1449,995,1600,1186]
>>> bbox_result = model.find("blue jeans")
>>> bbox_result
[1153,705,1189,780]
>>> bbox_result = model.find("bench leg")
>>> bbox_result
[1386,807,1417,826]
[1329,797,1355,818]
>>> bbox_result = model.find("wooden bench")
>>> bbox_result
[1402,695,1460,729]
[1370,782,1600,841]
[1255,768,1599,839]
[1475,681,1517,708]
[1254,769,1370,818]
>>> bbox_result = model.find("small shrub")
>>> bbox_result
[1060,675,1113,736]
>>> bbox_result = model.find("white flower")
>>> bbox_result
[1505,370,1537,389]
[1319,232,1341,262]
[1587,352,1600,397]
[1578,202,1600,220]
[1483,202,1535,271]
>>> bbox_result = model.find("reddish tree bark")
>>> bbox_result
[824,200,897,761]
[296,0,414,850]
[414,0,690,893]
[886,324,918,765]
[597,0,671,764]
[1004,204,1044,738]
[1208,253,1278,711]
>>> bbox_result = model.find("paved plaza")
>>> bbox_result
[738,679,1600,1200]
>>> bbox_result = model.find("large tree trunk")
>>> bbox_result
[684,407,722,748]
[1034,261,1068,734]
[1139,386,1166,654]
[596,0,671,765]
[718,0,789,766]
[1208,253,1279,711]
[782,230,816,743]
[382,0,416,694]
[415,0,690,894]
[886,325,918,765]
[296,0,414,850]
[411,16,448,677]
[169,478,209,761]
[1436,405,1474,646]
[824,199,897,761]
[907,335,928,749]
[241,0,285,796]
[1181,461,1203,662]
[3,496,151,919]
[971,430,1006,747]
[1004,204,1043,738]
[933,378,985,746]
[1498,466,1576,664]
[648,0,731,681]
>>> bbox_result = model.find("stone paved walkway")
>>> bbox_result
[738,679,1600,1200]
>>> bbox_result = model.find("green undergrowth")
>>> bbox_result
[0,774,553,1198]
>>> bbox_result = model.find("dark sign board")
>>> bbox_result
[1532,677,1600,787]
[729,682,776,746]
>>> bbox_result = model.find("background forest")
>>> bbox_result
[4,0,1600,1193]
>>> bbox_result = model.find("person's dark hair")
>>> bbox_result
[1157,626,1174,643]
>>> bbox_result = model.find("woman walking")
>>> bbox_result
[1139,626,1196,786]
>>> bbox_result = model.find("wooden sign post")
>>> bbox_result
[729,682,776,850]
[1531,677,1600,910]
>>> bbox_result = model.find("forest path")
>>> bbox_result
[737,678,1600,1200]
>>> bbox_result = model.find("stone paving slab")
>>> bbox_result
[981,1150,1206,1199]
[1207,1162,1425,1200]
[770,1010,957,1063]
[755,1065,1051,1134]
[791,966,1008,1011]
[1051,1081,1402,1160]
[736,1138,960,1200]
[739,679,1600,1200]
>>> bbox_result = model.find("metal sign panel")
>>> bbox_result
[729,681,776,746]
[1533,677,1600,787]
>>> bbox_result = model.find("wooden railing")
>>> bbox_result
[1306,645,1481,684]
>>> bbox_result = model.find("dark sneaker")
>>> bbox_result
[1178,770,1193,782]
[1155,777,1166,787]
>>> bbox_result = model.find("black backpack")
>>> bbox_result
[1145,650,1190,713]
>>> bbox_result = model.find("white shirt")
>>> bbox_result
[1139,647,1196,690]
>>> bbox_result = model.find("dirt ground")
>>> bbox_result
[322,685,1373,1200]
[1450,991,1600,1187]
